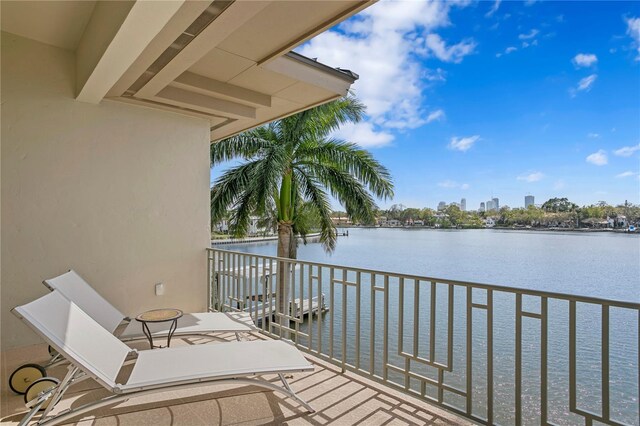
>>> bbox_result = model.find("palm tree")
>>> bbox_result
[210,95,393,321]
[210,95,393,258]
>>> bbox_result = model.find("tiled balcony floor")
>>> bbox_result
[1,333,472,425]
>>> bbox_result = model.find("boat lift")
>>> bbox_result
[214,261,328,322]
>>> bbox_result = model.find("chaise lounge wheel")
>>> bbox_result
[9,363,47,394]
[24,377,60,410]
[47,345,58,357]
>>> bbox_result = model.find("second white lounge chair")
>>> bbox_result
[43,270,257,340]
[12,291,314,426]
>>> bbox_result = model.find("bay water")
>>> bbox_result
[220,228,639,425]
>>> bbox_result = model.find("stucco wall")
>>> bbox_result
[1,33,211,349]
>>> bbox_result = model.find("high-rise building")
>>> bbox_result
[479,202,485,212]
[460,198,466,211]
[486,200,494,211]
[437,201,447,211]
[525,195,534,208]
[492,198,499,210]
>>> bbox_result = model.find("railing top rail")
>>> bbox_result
[207,247,640,310]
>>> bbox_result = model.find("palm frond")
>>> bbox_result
[210,127,276,166]
[301,162,378,224]
[210,162,260,223]
[296,138,394,200]
[293,169,337,252]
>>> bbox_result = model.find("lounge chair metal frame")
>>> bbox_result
[12,291,314,426]
[20,367,311,426]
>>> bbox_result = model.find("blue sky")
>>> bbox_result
[215,1,640,211]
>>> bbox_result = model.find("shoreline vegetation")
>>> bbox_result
[338,225,638,233]
[332,197,639,232]
[212,226,636,245]
[212,198,639,240]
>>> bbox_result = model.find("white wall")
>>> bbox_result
[1,33,211,349]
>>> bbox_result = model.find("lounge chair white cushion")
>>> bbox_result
[123,340,312,390]
[44,270,125,333]
[13,291,131,388]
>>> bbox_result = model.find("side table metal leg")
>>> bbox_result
[141,321,154,349]
[167,319,178,347]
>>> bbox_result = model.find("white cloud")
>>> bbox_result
[426,109,445,123]
[424,34,476,63]
[573,53,598,68]
[614,144,640,157]
[518,29,539,40]
[586,149,608,166]
[297,1,472,141]
[517,172,545,182]
[626,17,640,60]
[578,74,597,91]
[485,0,501,18]
[335,122,394,148]
[496,45,518,58]
[570,74,598,97]
[587,132,600,138]
[616,171,637,178]
[448,135,480,152]
[438,180,470,190]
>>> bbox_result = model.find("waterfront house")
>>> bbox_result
[214,219,229,234]
[484,217,496,228]
[582,218,609,228]
[386,219,401,227]
[331,216,353,226]
[608,215,628,228]
[376,216,388,226]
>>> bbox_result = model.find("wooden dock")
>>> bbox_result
[242,294,328,320]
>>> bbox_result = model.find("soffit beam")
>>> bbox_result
[172,72,271,107]
[154,86,256,119]
[210,94,341,142]
[135,1,270,100]
[107,1,212,98]
[111,96,227,125]
[76,0,185,104]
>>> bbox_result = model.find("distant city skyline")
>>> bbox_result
[401,193,637,212]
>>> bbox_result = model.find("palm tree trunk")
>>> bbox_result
[276,221,294,338]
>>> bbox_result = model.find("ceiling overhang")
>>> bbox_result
[1,0,371,142]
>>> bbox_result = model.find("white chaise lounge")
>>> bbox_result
[12,291,314,426]
[9,270,258,396]
[43,270,257,340]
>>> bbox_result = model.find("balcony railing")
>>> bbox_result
[207,248,639,426]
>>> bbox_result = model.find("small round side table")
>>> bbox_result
[135,308,183,349]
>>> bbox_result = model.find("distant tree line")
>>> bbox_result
[330,198,639,229]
